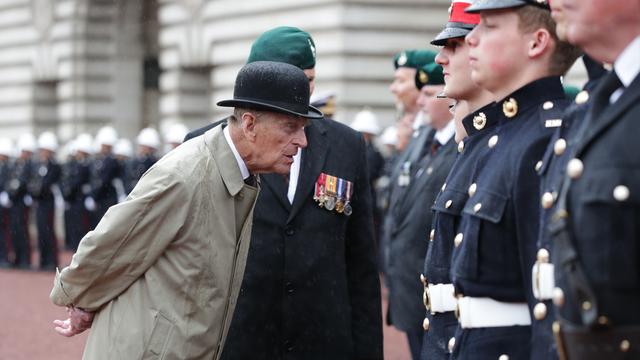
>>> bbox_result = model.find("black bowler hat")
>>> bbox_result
[465,0,549,13]
[217,61,324,119]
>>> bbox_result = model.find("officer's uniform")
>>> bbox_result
[549,38,640,358]
[7,155,33,268]
[532,56,606,360]
[125,153,158,194]
[88,153,120,228]
[30,153,61,270]
[0,151,12,267]
[61,155,91,251]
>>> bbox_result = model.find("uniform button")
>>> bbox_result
[534,302,547,320]
[458,141,465,153]
[488,135,499,149]
[554,138,567,156]
[284,340,294,352]
[454,233,463,247]
[567,158,584,179]
[537,248,550,263]
[426,167,433,175]
[285,227,295,236]
[499,355,509,360]
[543,101,554,110]
[420,274,427,285]
[429,229,435,241]
[441,182,447,192]
[620,339,631,352]
[613,185,630,202]
[473,203,482,213]
[575,90,589,104]
[553,287,565,307]
[448,337,456,353]
[535,160,543,172]
[423,317,430,331]
[541,192,554,209]
[468,183,477,197]
[445,200,453,209]
[285,282,295,294]
[582,301,592,311]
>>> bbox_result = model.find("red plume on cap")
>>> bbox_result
[450,0,480,25]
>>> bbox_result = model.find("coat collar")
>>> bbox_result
[205,124,245,197]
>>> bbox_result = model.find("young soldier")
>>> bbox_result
[448,0,580,358]
[419,1,499,358]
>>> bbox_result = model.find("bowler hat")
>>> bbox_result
[465,0,549,13]
[217,61,324,119]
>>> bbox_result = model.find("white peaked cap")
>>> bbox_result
[0,138,13,157]
[75,133,94,154]
[380,126,398,146]
[114,138,133,158]
[96,126,118,147]
[137,127,161,149]
[38,131,59,152]
[164,123,189,144]
[350,108,381,135]
[18,133,37,153]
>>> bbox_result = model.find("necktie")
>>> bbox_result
[430,141,442,156]
[244,175,256,187]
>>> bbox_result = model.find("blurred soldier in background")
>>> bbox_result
[163,122,189,152]
[61,134,93,252]
[0,138,13,267]
[30,132,61,271]
[87,126,120,228]
[113,138,133,202]
[310,90,337,119]
[127,127,160,194]
[7,134,35,269]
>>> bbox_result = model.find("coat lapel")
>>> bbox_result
[287,121,329,223]
[576,74,640,156]
[261,173,292,211]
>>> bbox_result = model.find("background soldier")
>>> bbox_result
[0,138,13,267]
[30,132,61,271]
[87,126,120,228]
[127,127,160,194]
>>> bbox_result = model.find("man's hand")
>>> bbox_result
[53,306,95,337]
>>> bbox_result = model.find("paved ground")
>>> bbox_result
[0,251,410,359]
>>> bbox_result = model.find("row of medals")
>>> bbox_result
[314,186,353,216]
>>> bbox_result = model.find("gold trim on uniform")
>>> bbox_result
[503,98,518,118]
[473,112,487,130]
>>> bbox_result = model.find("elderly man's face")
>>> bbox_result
[390,68,420,111]
[252,112,308,174]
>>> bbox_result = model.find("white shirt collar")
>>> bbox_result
[614,35,640,88]
[434,119,455,145]
[223,125,250,180]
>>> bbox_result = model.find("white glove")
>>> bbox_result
[0,191,12,208]
[84,197,96,211]
[23,194,33,206]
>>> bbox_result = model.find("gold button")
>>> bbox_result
[534,302,547,320]
[430,229,435,241]
[499,355,510,360]
[445,200,453,208]
[426,167,433,175]
[613,185,630,202]
[448,337,456,353]
[535,161,543,172]
[442,183,447,192]
[537,248,550,263]
[575,90,589,104]
[598,316,610,326]
[554,138,567,156]
[454,233,463,247]
[458,141,465,153]
[553,287,565,307]
[420,274,427,285]
[620,339,631,352]
[582,301,592,311]
[468,183,477,197]
[567,158,584,179]
[541,192,554,209]
[423,317,430,331]
[473,112,487,130]
[473,203,482,213]
[552,321,561,334]
[503,98,518,118]
[543,101,554,110]
[488,135,499,148]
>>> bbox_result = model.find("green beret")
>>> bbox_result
[415,62,445,89]
[247,26,316,70]
[393,49,437,70]
[563,84,581,101]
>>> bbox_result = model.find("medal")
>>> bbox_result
[343,179,353,216]
[324,175,337,211]
[336,178,345,213]
[314,173,327,207]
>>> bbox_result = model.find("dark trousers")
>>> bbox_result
[89,197,117,229]
[65,200,90,251]
[451,325,531,360]
[406,326,424,360]
[36,200,57,269]
[421,311,459,360]
[10,203,30,267]
[0,208,10,265]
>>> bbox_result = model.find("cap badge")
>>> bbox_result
[397,52,408,66]
[419,70,429,84]
[503,98,518,118]
[473,112,487,130]
[308,39,316,59]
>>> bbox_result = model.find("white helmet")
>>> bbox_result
[37,131,59,152]
[380,126,398,146]
[350,108,381,136]
[0,138,13,157]
[164,123,189,145]
[17,133,37,153]
[136,127,161,149]
[113,138,133,158]
[75,133,94,155]
[96,126,118,147]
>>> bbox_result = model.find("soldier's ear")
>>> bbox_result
[528,28,552,59]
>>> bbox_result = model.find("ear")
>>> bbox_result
[528,28,552,59]
[241,112,258,142]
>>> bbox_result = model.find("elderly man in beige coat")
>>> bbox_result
[50,61,323,360]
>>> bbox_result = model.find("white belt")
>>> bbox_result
[457,297,532,329]
[427,283,457,314]
[532,263,555,300]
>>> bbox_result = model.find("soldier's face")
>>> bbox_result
[304,68,316,95]
[549,0,568,41]
[390,68,420,111]
[417,85,451,131]
[248,112,309,175]
[466,10,530,96]
[437,37,479,101]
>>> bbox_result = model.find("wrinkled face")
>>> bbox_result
[466,10,529,93]
[417,85,451,130]
[251,112,309,174]
[390,67,420,110]
[437,37,479,100]
[304,68,316,95]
